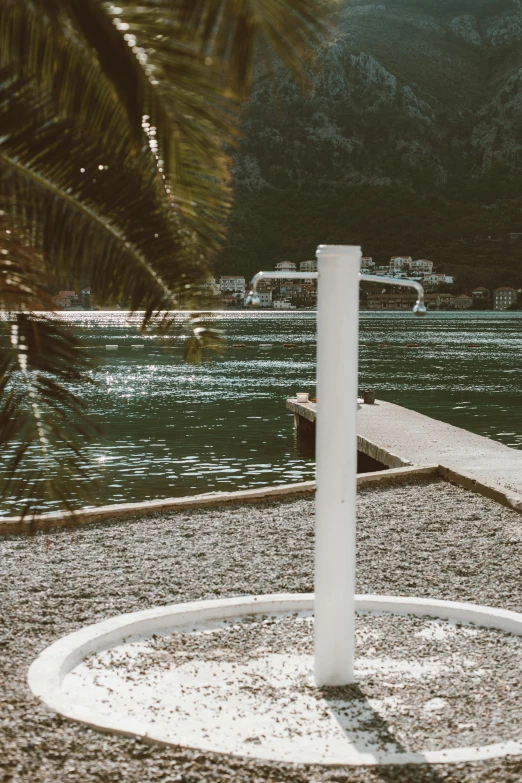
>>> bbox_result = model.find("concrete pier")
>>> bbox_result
[287,397,522,513]
[288,399,411,470]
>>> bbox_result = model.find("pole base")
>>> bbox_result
[28,594,522,767]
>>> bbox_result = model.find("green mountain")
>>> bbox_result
[216,0,522,293]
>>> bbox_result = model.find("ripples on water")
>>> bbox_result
[1,311,521,514]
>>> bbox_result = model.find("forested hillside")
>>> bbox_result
[215,0,522,292]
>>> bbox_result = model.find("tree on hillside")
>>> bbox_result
[0,0,329,517]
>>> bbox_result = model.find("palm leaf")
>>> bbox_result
[0,2,235,259]
[0,0,330,516]
[178,0,332,95]
[0,221,54,312]
[0,230,99,519]
[66,1,238,251]
[0,72,205,319]
[0,1,133,158]
[182,315,225,364]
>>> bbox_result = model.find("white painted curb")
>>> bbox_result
[28,594,522,766]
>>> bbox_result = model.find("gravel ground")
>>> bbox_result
[3,477,522,782]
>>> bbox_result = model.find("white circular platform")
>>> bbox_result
[28,594,522,766]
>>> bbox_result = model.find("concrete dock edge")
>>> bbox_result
[437,465,522,515]
[0,466,437,536]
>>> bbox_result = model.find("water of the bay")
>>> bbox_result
[1,310,521,515]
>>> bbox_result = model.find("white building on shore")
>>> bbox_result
[412,259,434,275]
[273,299,296,309]
[423,273,453,285]
[390,256,413,272]
[390,257,433,275]
[275,261,297,272]
[220,275,246,297]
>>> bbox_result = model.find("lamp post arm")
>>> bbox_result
[247,271,426,316]
[360,274,426,316]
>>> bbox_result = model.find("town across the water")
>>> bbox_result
[52,258,521,311]
[214,256,521,311]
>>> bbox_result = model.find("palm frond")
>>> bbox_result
[0,220,54,311]
[177,0,333,96]
[0,0,330,516]
[0,1,235,257]
[0,288,98,520]
[182,315,225,364]
[93,3,237,252]
[0,1,133,158]
[0,217,96,515]
[70,2,237,158]
[0,72,206,320]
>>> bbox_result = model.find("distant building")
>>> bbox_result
[423,273,446,286]
[80,288,92,308]
[412,259,434,275]
[257,292,272,307]
[52,290,79,308]
[389,257,433,275]
[493,286,517,310]
[220,276,246,296]
[366,293,417,310]
[390,256,413,272]
[300,260,317,272]
[472,286,490,301]
[279,283,302,295]
[454,294,473,310]
[273,299,296,310]
[437,293,456,307]
[424,293,455,309]
[221,293,241,307]
[275,261,297,272]
[421,273,453,291]
[361,256,375,271]
[257,277,277,293]
[278,280,317,306]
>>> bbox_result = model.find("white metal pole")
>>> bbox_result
[314,244,361,686]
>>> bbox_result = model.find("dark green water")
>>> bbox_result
[1,310,521,515]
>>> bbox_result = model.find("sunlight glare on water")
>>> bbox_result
[1,310,521,515]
